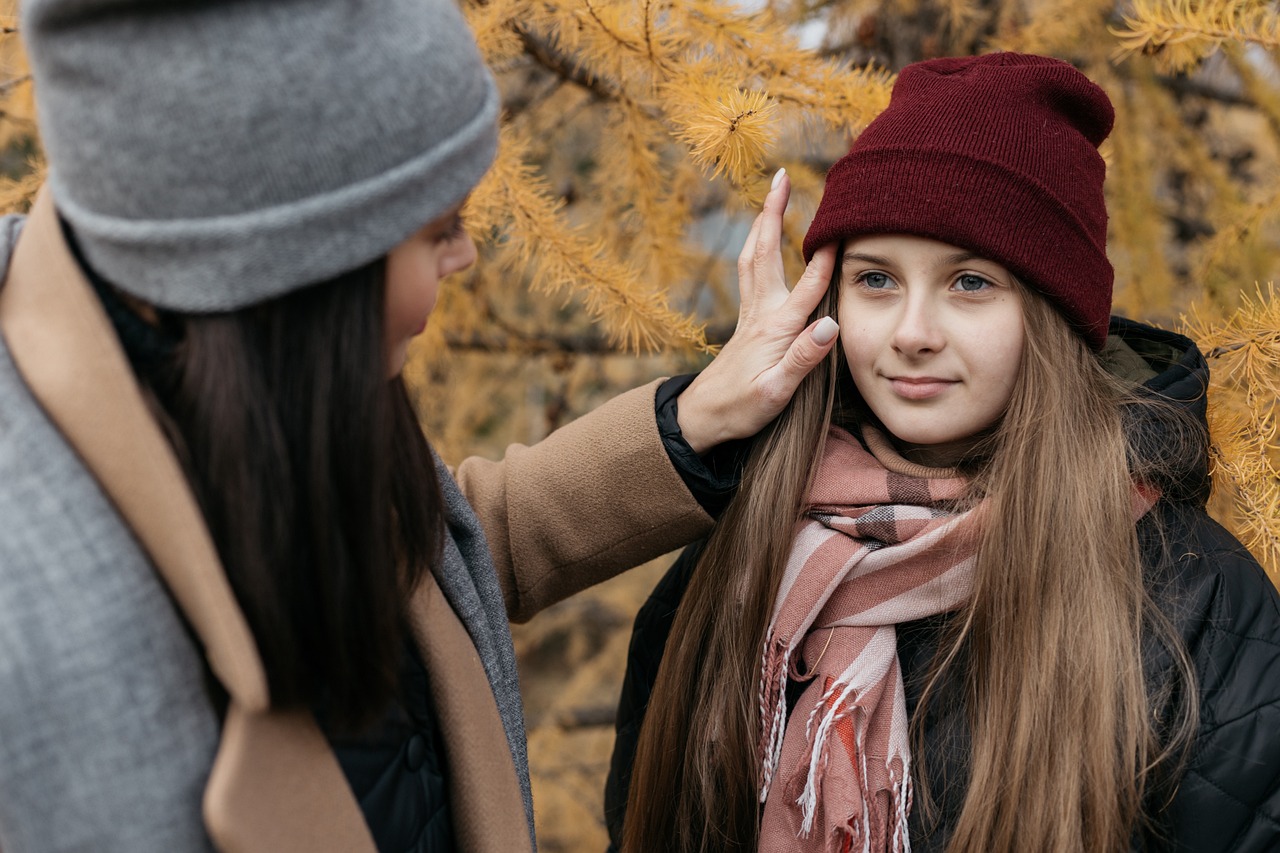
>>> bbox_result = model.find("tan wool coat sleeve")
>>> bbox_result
[456,381,715,623]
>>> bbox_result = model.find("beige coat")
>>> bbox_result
[0,189,713,851]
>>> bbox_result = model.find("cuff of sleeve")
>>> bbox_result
[656,374,748,518]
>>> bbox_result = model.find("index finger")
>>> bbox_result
[736,211,764,304]
[749,169,791,299]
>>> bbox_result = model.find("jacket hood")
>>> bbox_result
[1105,316,1212,506]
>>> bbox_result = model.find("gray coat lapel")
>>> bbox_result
[431,455,535,844]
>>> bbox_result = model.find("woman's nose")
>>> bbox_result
[449,232,478,277]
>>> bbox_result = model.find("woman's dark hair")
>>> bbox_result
[143,259,443,732]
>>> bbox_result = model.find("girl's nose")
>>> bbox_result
[891,295,945,356]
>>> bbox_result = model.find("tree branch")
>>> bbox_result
[1206,333,1280,359]
[443,323,734,355]
[515,26,620,102]
[0,75,31,96]
[1157,73,1253,107]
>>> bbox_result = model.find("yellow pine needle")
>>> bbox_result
[523,0,682,95]
[467,127,708,353]
[1224,44,1280,140]
[683,2,777,57]
[1194,190,1280,295]
[992,0,1113,55]
[1186,283,1280,370]
[764,60,894,134]
[1183,283,1280,583]
[942,0,981,27]
[1205,401,1280,582]
[1111,0,1280,72]
[0,19,35,150]
[676,1,894,133]
[464,0,527,65]
[671,86,779,186]
[595,103,693,284]
[0,157,43,214]
[1106,77,1179,317]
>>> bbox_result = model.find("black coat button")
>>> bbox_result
[405,733,428,772]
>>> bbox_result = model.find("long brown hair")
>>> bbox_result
[137,259,443,733]
[623,275,1198,852]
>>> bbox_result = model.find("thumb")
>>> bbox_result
[761,316,839,402]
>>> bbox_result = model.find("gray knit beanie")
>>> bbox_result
[22,0,500,311]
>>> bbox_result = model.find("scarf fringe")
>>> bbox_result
[795,777,913,853]
[890,768,913,853]
[791,678,914,853]
[758,634,791,802]
[797,678,864,835]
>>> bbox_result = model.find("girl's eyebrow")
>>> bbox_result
[841,250,989,267]
[842,251,892,265]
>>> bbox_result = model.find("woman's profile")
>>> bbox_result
[612,52,1280,852]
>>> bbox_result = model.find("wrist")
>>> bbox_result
[675,377,727,455]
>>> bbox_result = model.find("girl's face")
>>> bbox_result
[837,234,1025,467]
[384,200,477,375]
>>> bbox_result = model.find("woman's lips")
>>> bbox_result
[888,376,957,400]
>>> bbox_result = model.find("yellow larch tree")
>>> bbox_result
[1,2,1279,847]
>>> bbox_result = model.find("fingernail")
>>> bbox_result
[771,167,786,190]
[811,316,839,345]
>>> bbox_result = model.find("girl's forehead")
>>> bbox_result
[843,233,969,258]
[840,234,1008,273]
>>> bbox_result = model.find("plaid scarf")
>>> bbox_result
[757,426,979,853]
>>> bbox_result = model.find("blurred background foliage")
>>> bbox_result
[447,0,1280,593]
[1,1,1277,849]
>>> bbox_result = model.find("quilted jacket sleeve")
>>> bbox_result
[1162,512,1280,852]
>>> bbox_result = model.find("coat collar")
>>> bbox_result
[0,187,269,709]
[0,187,377,852]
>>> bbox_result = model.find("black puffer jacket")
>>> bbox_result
[607,318,1280,852]
[322,642,455,852]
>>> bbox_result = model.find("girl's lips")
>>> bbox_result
[889,376,957,400]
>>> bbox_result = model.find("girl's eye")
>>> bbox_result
[857,271,894,290]
[954,273,992,293]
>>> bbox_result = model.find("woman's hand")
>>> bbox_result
[676,170,839,454]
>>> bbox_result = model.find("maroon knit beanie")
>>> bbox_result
[803,52,1115,350]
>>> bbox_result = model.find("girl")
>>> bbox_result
[613,52,1280,852]
[0,0,839,851]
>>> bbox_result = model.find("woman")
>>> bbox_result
[612,53,1280,852]
[0,1,839,851]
